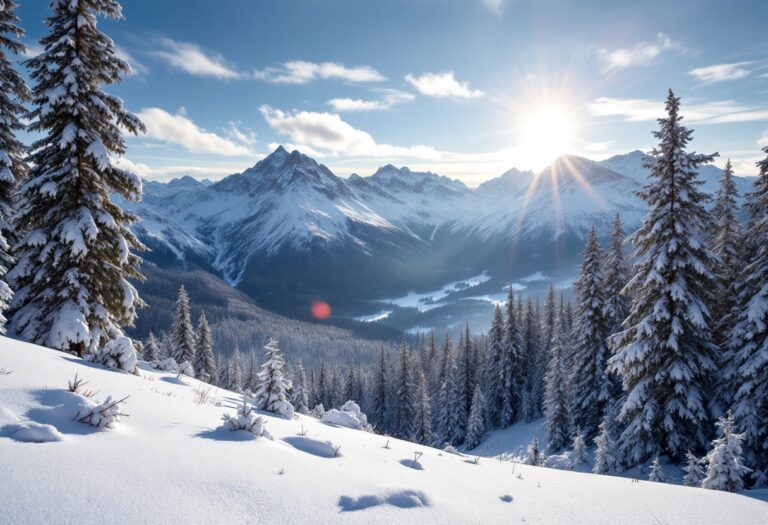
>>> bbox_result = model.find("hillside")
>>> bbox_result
[1,339,766,524]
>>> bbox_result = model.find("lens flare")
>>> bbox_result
[311,300,331,320]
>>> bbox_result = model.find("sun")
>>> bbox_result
[518,103,577,170]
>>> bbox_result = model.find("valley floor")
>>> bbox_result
[1,337,766,524]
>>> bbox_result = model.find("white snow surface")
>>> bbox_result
[1,337,766,524]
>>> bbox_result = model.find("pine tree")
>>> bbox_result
[394,338,416,440]
[571,227,611,440]
[648,456,664,482]
[291,361,310,415]
[603,213,630,335]
[465,384,486,449]
[526,437,543,466]
[682,451,705,487]
[483,305,504,428]
[593,404,620,475]
[710,160,741,335]
[193,311,217,384]
[571,427,588,466]
[454,325,473,432]
[544,315,570,452]
[0,1,29,334]
[503,288,524,425]
[253,338,294,418]
[413,368,433,446]
[609,90,719,464]
[9,0,145,355]
[702,412,751,492]
[725,146,768,487]
[229,348,243,393]
[371,348,388,432]
[143,332,161,362]
[171,285,196,365]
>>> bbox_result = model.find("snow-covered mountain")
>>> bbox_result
[125,146,746,334]
[2,338,766,524]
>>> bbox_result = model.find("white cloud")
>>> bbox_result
[597,33,682,70]
[481,0,504,15]
[116,46,149,76]
[151,38,240,79]
[254,61,385,84]
[689,62,752,84]
[327,89,414,112]
[583,141,615,152]
[588,97,768,124]
[405,71,484,99]
[759,130,768,146]
[225,122,258,146]
[259,105,440,159]
[19,42,43,58]
[114,157,250,181]
[137,107,253,156]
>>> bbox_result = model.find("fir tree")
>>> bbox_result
[394,338,416,440]
[603,213,629,400]
[0,0,29,334]
[571,227,611,440]
[609,90,719,464]
[593,420,619,475]
[526,437,543,466]
[503,288,524,425]
[371,348,388,432]
[454,325,473,433]
[710,160,741,335]
[143,332,160,362]
[465,385,486,449]
[193,311,216,384]
[291,361,310,415]
[483,304,504,428]
[571,427,588,466]
[682,451,705,487]
[9,0,146,355]
[171,285,196,365]
[702,412,751,492]
[229,347,243,393]
[648,456,664,482]
[544,315,570,453]
[725,146,768,487]
[413,369,433,446]
[253,338,294,418]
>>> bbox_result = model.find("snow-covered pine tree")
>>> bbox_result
[483,305,504,428]
[570,226,611,440]
[571,427,588,466]
[648,456,664,482]
[603,213,630,335]
[503,287,524,425]
[413,368,433,446]
[143,332,160,362]
[526,437,543,466]
[229,347,243,393]
[454,325,473,432]
[702,412,751,492]
[464,384,486,449]
[394,338,416,440]
[9,0,145,355]
[710,160,741,337]
[544,314,570,453]
[523,298,544,420]
[291,361,310,415]
[682,451,705,487]
[609,90,719,464]
[371,348,388,432]
[593,419,619,475]
[724,146,768,487]
[193,311,216,384]
[170,285,196,365]
[253,338,294,418]
[0,0,29,334]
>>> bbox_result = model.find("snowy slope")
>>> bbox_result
[2,338,767,524]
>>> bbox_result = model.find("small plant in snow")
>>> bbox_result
[298,424,308,437]
[682,451,706,487]
[472,456,481,465]
[383,439,390,449]
[67,374,96,398]
[193,383,219,406]
[333,444,342,457]
[410,451,424,469]
[222,400,268,437]
[86,337,138,374]
[309,403,325,419]
[648,456,664,482]
[75,395,129,429]
[0,368,13,375]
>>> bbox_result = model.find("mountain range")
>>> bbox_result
[124,146,751,337]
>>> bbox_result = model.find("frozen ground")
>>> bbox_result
[1,336,766,524]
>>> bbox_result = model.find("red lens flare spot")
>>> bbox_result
[311,300,331,320]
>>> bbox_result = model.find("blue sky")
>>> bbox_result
[16,0,768,185]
